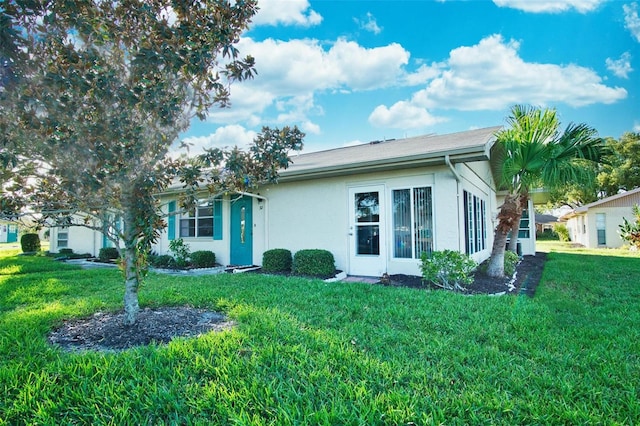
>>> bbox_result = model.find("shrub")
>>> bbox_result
[20,233,41,253]
[555,223,570,242]
[619,204,640,250]
[420,250,476,291]
[99,247,120,262]
[148,254,175,268]
[262,248,292,273]
[58,248,74,255]
[292,249,335,277]
[536,229,559,240]
[190,250,216,268]
[169,238,191,268]
[504,250,520,276]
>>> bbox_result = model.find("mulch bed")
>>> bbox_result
[48,253,546,352]
[385,252,547,296]
[48,308,235,352]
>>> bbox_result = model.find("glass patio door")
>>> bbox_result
[348,186,386,276]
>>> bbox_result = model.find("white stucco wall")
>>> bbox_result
[49,225,103,256]
[264,163,496,276]
[566,206,634,248]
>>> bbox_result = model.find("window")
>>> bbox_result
[57,228,69,248]
[180,202,214,238]
[596,213,606,245]
[355,192,380,255]
[392,187,433,259]
[464,190,487,254]
[518,209,530,239]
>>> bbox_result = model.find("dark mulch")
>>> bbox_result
[49,253,546,352]
[48,307,234,352]
[383,252,547,296]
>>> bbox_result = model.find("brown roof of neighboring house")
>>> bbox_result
[279,126,502,180]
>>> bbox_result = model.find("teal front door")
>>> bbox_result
[230,196,253,266]
[7,225,18,243]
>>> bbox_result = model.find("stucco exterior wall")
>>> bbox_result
[566,205,634,248]
[264,163,496,276]
[49,225,103,256]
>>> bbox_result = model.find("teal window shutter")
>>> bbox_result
[213,197,223,240]
[168,201,176,241]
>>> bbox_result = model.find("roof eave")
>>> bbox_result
[279,145,492,182]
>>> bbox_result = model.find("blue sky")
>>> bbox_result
[179,0,640,154]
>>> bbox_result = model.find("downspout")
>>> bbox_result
[445,155,462,252]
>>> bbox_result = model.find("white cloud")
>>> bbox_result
[251,0,322,27]
[368,101,447,129]
[634,121,640,132]
[493,0,604,13]
[606,52,633,78]
[413,34,626,110]
[624,2,640,42]
[354,12,383,35]
[207,37,412,128]
[369,34,626,130]
[179,125,257,156]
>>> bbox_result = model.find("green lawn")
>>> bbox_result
[1,243,639,425]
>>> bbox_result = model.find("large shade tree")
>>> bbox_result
[0,1,305,324]
[486,105,604,277]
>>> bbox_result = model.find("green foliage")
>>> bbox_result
[292,249,335,277]
[98,247,120,262]
[58,248,74,255]
[420,250,477,291]
[598,132,640,197]
[262,248,292,273]
[148,254,175,269]
[503,250,520,276]
[0,1,305,323]
[555,223,570,242]
[618,204,640,249]
[487,105,604,277]
[169,239,191,268]
[536,229,559,240]
[190,251,216,268]
[19,233,40,253]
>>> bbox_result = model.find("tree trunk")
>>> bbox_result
[508,219,520,252]
[487,193,522,278]
[487,228,509,277]
[121,205,140,326]
[122,242,140,325]
[507,194,527,253]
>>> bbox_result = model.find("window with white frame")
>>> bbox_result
[57,228,69,248]
[463,190,487,255]
[180,202,214,238]
[392,187,433,259]
[596,213,606,245]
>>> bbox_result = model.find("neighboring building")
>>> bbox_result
[535,213,558,233]
[49,215,122,256]
[560,187,640,248]
[49,126,540,277]
[0,221,19,243]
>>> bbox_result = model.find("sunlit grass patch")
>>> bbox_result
[0,242,639,424]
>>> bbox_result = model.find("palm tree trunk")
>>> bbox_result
[508,219,520,252]
[487,193,522,277]
[487,228,509,277]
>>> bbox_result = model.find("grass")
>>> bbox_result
[1,242,639,424]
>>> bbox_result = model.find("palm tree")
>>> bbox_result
[486,105,604,277]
